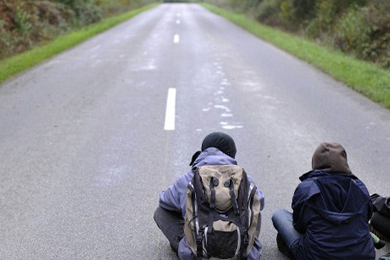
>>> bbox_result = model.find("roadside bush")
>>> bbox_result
[0,25,16,58]
[96,0,124,16]
[0,0,77,59]
[208,0,390,69]
[255,0,283,27]
[0,0,153,61]
[100,0,156,16]
[333,0,390,68]
[332,0,367,14]
[360,0,390,68]
[305,0,336,39]
[291,0,317,21]
[334,7,368,53]
[14,5,33,36]
[50,0,102,25]
[279,0,296,29]
[244,0,262,11]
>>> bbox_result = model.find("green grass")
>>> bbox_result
[202,3,390,109]
[0,3,158,85]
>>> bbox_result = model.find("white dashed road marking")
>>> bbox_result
[174,34,180,43]
[164,88,177,131]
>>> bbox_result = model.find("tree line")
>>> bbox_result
[205,0,390,69]
[1,0,389,69]
[0,0,153,60]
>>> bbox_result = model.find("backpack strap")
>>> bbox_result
[205,177,218,258]
[196,235,203,260]
[188,179,204,260]
[240,182,257,260]
[226,178,240,215]
[248,182,258,223]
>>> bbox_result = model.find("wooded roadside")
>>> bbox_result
[0,0,155,61]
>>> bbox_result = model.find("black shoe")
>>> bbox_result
[370,222,390,242]
[375,239,386,249]
[170,243,177,253]
[276,234,295,259]
[170,242,179,258]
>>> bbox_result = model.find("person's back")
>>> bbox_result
[293,170,374,260]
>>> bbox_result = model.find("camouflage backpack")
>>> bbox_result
[184,165,262,260]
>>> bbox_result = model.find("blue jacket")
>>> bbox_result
[159,148,265,260]
[292,170,375,260]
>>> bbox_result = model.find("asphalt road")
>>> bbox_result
[0,3,389,260]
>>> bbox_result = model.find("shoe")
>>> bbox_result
[375,239,386,249]
[276,234,295,259]
[170,243,177,253]
[170,242,179,258]
[370,223,390,242]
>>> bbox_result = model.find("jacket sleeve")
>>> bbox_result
[248,237,262,260]
[292,181,312,233]
[257,189,265,211]
[247,174,265,211]
[159,171,194,215]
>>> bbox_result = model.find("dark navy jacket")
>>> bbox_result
[292,170,375,260]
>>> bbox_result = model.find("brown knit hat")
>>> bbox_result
[312,142,351,174]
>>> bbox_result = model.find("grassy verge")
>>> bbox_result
[202,3,390,109]
[0,3,158,85]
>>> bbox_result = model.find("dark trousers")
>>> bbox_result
[154,206,185,252]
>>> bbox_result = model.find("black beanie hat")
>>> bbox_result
[201,132,237,158]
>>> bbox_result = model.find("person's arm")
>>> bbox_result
[159,171,194,214]
[246,175,264,260]
[247,174,265,211]
[291,181,312,233]
[256,187,265,212]
[247,237,262,260]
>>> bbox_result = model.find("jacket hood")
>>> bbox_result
[300,171,370,225]
[189,132,237,166]
[192,147,237,168]
[312,142,351,174]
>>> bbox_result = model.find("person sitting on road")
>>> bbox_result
[272,142,375,260]
[154,132,265,260]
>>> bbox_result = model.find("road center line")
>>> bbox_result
[173,34,180,43]
[164,88,176,131]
